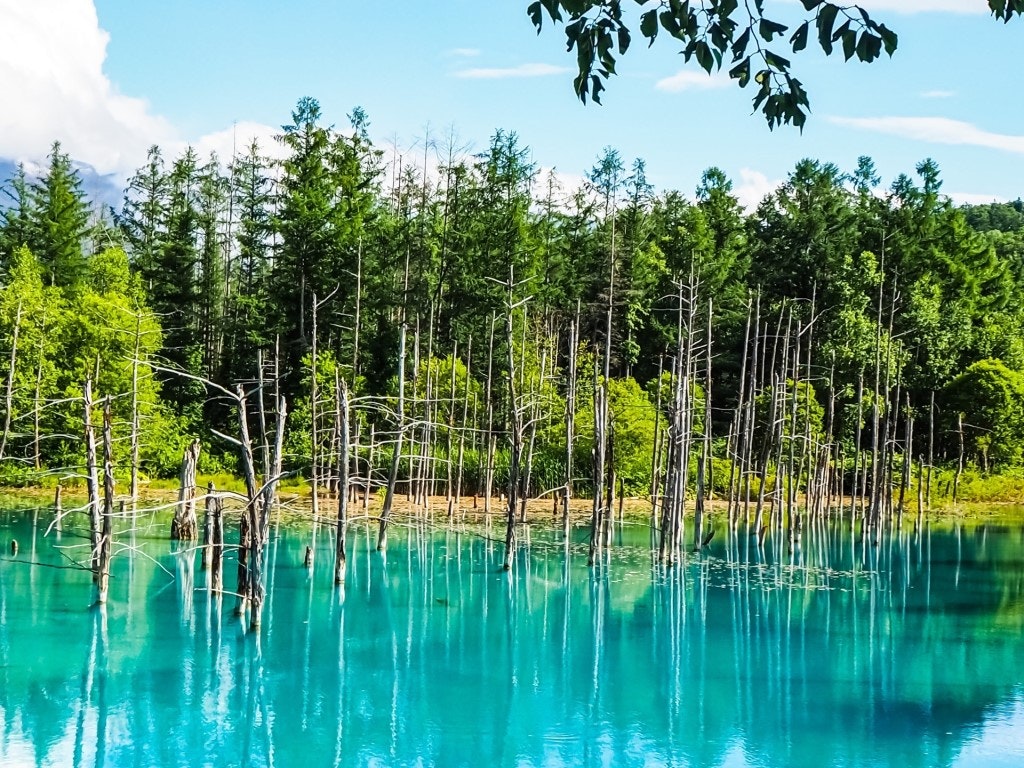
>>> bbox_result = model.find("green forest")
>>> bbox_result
[2,96,1024,510]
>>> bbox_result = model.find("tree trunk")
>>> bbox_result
[249,395,287,630]
[84,379,101,576]
[130,311,142,503]
[95,397,115,605]
[202,481,215,570]
[377,322,407,551]
[564,311,578,541]
[211,487,224,593]
[0,301,22,462]
[334,378,350,585]
[171,439,201,540]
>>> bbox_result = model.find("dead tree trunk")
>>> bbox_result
[694,298,712,551]
[53,484,62,533]
[129,311,142,503]
[334,378,350,585]
[202,481,215,570]
[84,379,101,577]
[727,296,753,530]
[171,439,201,540]
[95,397,115,605]
[32,310,48,472]
[454,337,472,519]
[211,488,224,593]
[564,311,579,540]
[484,315,497,520]
[953,412,964,505]
[364,422,374,511]
[503,273,526,572]
[377,321,407,552]
[311,294,321,523]
[0,301,22,462]
[926,390,935,510]
[587,358,606,567]
[248,395,287,630]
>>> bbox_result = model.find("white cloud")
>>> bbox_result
[946,191,1007,205]
[0,0,280,182]
[920,90,956,99]
[655,70,731,93]
[445,48,481,58]
[734,168,782,211]
[454,63,569,79]
[828,116,1024,154]
[0,0,176,177]
[190,121,289,166]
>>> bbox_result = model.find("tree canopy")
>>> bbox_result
[2,98,1024,492]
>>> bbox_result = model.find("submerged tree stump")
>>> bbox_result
[201,481,216,570]
[53,484,62,533]
[210,490,224,593]
[171,439,201,540]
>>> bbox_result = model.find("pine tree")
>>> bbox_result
[0,164,38,269]
[31,142,91,288]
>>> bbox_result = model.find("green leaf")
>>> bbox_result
[729,56,751,87]
[842,29,857,60]
[817,3,839,54]
[695,41,714,72]
[790,21,809,52]
[617,25,631,54]
[659,9,681,36]
[855,32,882,62]
[527,2,544,30]
[639,9,658,41]
[758,18,788,42]
[831,19,850,43]
[763,50,791,71]
[731,26,751,60]
[877,24,898,56]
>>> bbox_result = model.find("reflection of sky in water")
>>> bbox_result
[1,507,1023,767]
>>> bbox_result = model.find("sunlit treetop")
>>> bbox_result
[527,0,1024,129]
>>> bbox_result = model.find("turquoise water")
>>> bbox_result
[1,507,1023,768]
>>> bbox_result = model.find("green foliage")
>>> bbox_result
[577,376,659,494]
[527,0,902,127]
[7,103,1024,500]
[754,379,825,450]
[944,359,1024,469]
[31,142,90,288]
[528,2,1022,128]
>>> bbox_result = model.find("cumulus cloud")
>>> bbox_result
[454,63,569,79]
[655,70,731,93]
[0,0,178,176]
[828,115,1024,154]
[190,121,290,165]
[734,168,782,211]
[0,0,278,181]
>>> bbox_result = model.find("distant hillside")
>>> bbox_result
[0,157,123,215]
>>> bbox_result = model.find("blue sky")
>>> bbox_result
[1,0,1021,208]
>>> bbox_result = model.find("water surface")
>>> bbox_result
[1,507,1023,767]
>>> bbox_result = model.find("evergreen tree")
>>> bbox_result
[0,165,37,269]
[120,145,169,289]
[31,142,91,288]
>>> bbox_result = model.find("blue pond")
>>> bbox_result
[1,506,1023,767]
